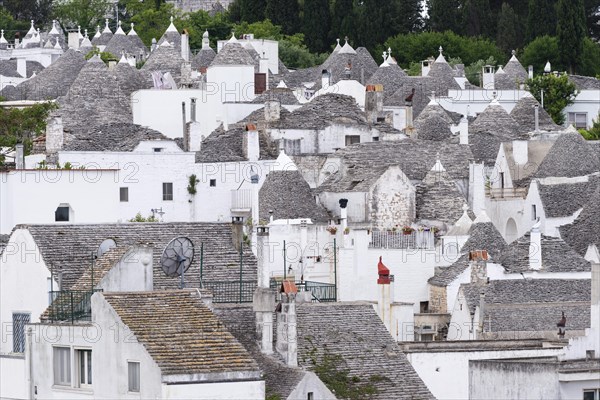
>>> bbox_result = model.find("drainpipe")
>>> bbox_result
[27,327,34,400]
[534,104,539,132]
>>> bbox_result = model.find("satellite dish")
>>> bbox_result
[96,238,116,258]
[161,237,194,288]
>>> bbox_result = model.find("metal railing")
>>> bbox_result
[203,281,257,304]
[270,279,337,302]
[369,230,435,249]
[48,290,103,323]
[231,189,253,210]
[486,187,527,199]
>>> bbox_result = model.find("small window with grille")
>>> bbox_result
[12,313,30,353]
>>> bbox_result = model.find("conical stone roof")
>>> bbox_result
[533,133,600,178]
[366,63,407,99]
[191,47,216,70]
[142,44,185,84]
[510,95,560,133]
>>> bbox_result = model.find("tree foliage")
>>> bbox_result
[496,2,523,54]
[427,0,463,33]
[557,0,587,74]
[302,0,330,53]
[578,113,600,140]
[384,31,505,69]
[0,7,30,40]
[525,74,578,125]
[265,0,299,34]
[0,102,57,165]
[526,0,557,41]
[53,0,112,31]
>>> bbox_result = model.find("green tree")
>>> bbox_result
[265,0,299,34]
[584,0,600,40]
[0,102,57,165]
[391,0,424,34]
[330,0,354,42]
[462,0,495,38]
[129,3,183,46]
[53,0,112,31]
[578,113,600,140]
[240,0,266,23]
[579,37,600,77]
[557,0,587,73]
[496,2,523,54]
[526,0,557,41]
[525,74,578,125]
[187,9,233,50]
[0,7,30,40]
[521,35,561,73]
[302,0,330,53]
[427,0,462,33]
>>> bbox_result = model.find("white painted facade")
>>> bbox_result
[0,169,120,234]
[563,89,600,129]
[405,343,565,400]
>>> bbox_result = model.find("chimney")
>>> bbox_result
[181,32,190,62]
[478,291,486,333]
[251,171,260,242]
[376,256,394,334]
[513,140,528,165]
[421,60,431,76]
[276,281,298,366]
[253,226,275,355]
[482,65,495,89]
[534,104,539,132]
[529,222,542,270]
[528,65,534,79]
[264,100,280,122]
[299,219,308,277]
[468,162,486,216]
[259,52,269,90]
[244,124,260,162]
[45,116,64,153]
[15,143,24,169]
[339,198,348,241]
[231,216,244,251]
[459,115,469,145]
[321,69,331,89]
[190,98,197,122]
[67,32,79,49]
[586,244,600,333]
[365,85,383,123]
[16,58,26,78]
[469,250,489,285]
[188,122,202,152]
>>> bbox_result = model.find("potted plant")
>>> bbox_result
[402,226,414,235]
[343,227,350,235]
[327,226,338,235]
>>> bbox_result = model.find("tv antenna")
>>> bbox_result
[96,238,116,258]
[160,237,194,289]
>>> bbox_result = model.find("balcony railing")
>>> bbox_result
[203,280,257,304]
[231,189,253,211]
[486,187,527,199]
[47,289,103,323]
[369,230,435,249]
[270,279,337,302]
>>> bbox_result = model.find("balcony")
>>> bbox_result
[231,189,253,212]
[47,289,103,323]
[486,187,527,200]
[369,230,435,250]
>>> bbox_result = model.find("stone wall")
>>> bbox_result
[429,285,447,314]
[369,166,415,230]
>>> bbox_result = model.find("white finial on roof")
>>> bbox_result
[496,65,505,74]
[26,20,35,36]
[428,91,438,105]
[84,29,88,39]
[119,52,128,64]
[31,20,34,28]
[128,22,138,36]
[103,18,111,33]
[273,149,298,171]
[473,210,491,224]
[202,29,210,48]
[435,45,447,63]
[0,30,7,44]
[49,20,59,35]
[339,36,356,54]
[227,31,238,43]
[203,29,209,39]
[447,204,473,236]
[387,47,397,65]
[44,39,53,48]
[381,51,389,67]
[94,25,100,37]
[432,158,446,172]
[584,244,600,264]
[115,20,125,35]
[439,46,443,55]
[490,92,500,105]
[78,25,83,39]
[166,16,177,32]
[53,39,61,49]
[277,80,287,88]
[333,38,342,53]
[544,60,551,73]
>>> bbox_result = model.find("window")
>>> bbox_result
[345,135,360,146]
[420,301,430,313]
[568,112,587,129]
[120,187,129,202]
[532,204,537,220]
[209,179,217,187]
[53,347,71,386]
[153,148,163,153]
[128,361,140,392]
[76,349,92,387]
[162,182,173,201]
[307,393,314,400]
[584,389,599,400]
[499,172,505,189]
[373,136,380,142]
[281,138,301,155]
[12,313,30,353]
[55,206,69,221]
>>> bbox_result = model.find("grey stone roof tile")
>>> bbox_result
[538,178,597,218]
[569,74,600,90]
[195,125,278,163]
[533,133,600,178]
[321,46,378,85]
[0,49,87,100]
[63,122,170,151]
[104,33,147,58]
[510,95,560,133]
[259,170,330,222]
[365,63,407,99]
[296,302,434,399]
[251,87,300,105]
[416,167,468,224]
[413,102,455,141]
[141,45,185,84]
[103,290,260,376]
[559,184,600,256]
[498,232,591,273]
[210,42,254,66]
[112,62,152,96]
[461,279,591,332]
[21,223,257,291]
[191,47,216,70]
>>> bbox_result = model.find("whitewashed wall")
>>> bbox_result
[563,89,600,129]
